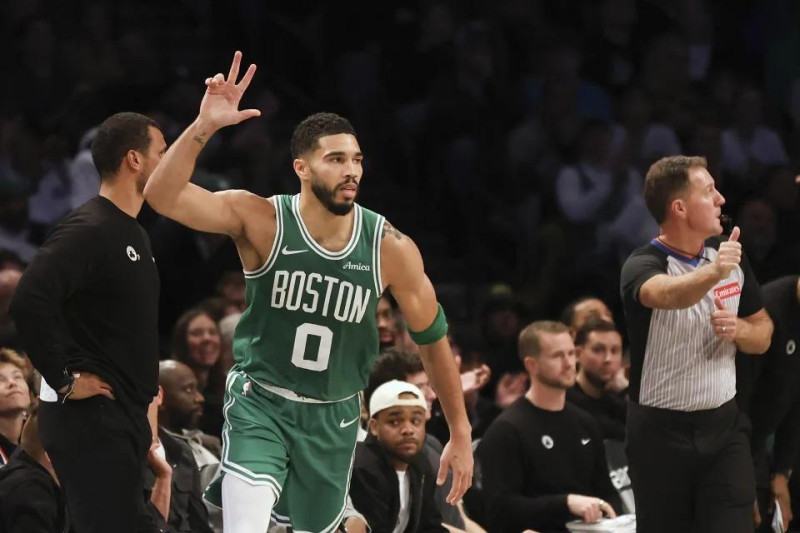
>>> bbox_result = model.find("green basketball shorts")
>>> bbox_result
[204,370,361,533]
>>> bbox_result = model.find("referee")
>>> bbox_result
[620,155,773,533]
[10,112,167,532]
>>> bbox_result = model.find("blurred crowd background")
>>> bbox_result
[1,0,799,358]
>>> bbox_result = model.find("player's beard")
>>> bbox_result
[310,174,357,216]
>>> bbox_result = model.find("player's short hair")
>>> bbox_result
[574,319,619,347]
[290,112,356,159]
[518,321,570,361]
[91,112,160,180]
[644,155,707,225]
[366,348,424,405]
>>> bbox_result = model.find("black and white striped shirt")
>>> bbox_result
[621,238,763,411]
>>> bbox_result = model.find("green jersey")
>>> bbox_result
[232,194,384,400]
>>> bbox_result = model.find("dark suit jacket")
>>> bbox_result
[350,436,446,533]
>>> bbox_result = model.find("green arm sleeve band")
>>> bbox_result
[407,303,448,345]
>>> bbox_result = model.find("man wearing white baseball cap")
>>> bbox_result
[350,380,447,532]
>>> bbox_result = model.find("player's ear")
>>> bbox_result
[293,158,309,182]
[368,417,378,437]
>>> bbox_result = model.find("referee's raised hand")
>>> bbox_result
[713,226,741,279]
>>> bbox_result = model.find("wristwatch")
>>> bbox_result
[56,372,80,403]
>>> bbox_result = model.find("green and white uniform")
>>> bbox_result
[206,194,384,532]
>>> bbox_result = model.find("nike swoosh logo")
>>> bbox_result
[340,416,360,429]
[281,246,308,255]
[581,438,591,445]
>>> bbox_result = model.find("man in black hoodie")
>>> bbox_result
[350,380,446,533]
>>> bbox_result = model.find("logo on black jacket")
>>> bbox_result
[126,245,140,262]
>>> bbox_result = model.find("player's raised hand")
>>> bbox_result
[199,51,260,131]
[713,226,741,279]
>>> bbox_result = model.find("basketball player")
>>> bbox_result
[144,51,473,533]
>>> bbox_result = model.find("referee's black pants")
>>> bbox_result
[39,395,161,533]
[626,399,756,533]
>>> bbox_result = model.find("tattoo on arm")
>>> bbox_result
[193,132,207,146]
[382,221,405,241]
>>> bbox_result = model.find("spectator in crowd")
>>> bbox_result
[215,271,247,315]
[737,198,800,284]
[350,380,447,533]
[158,361,221,481]
[478,321,621,533]
[217,311,241,375]
[377,293,400,351]
[566,319,627,440]
[478,287,526,405]
[0,347,30,465]
[171,307,226,437]
[0,408,67,532]
[148,386,213,533]
[721,87,788,185]
[0,267,22,350]
[620,155,772,533]
[735,275,800,531]
[367,348,466,530]
[560,296,615,336]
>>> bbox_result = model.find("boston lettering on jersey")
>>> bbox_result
[270,270,372,324]
[232,194,385,401]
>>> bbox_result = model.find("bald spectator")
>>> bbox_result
[158,360,221,486]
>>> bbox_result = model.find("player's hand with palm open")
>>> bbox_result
[200,51,260,132]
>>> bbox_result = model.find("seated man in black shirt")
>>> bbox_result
[350,380,446,533]
[566,319,627,440]
[478,321,621,533]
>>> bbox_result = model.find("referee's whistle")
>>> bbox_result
[719,214,733,235]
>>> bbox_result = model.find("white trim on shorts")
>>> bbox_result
[220,371,283,500]
[252,377,357,404]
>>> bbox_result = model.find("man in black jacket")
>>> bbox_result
[350,380,446,533]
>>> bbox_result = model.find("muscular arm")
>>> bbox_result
[382,222,470,438]
[382,221,473,502]
[143,51,262,238]
[144,120,247,237]
[735,309,773,354]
